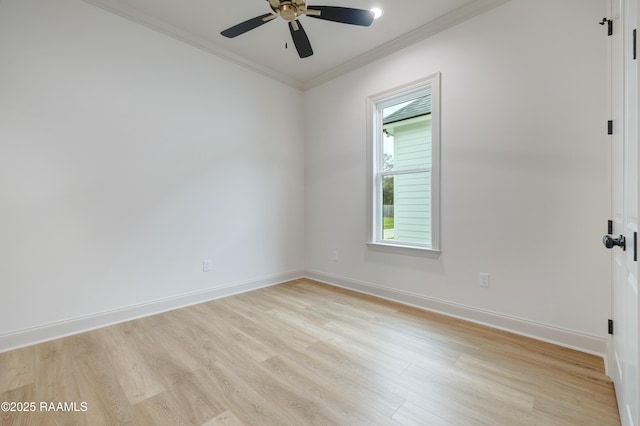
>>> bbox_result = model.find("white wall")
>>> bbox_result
[0,0,612,355]
[0,0,304,346]
[304,0,610,350]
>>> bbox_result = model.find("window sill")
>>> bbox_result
[366,242,441,258]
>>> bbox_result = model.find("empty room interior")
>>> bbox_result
[1,0,638,424]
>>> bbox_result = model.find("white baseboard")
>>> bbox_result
[0,270,305,354]
[304,270,608,358]
[0,268,608,361]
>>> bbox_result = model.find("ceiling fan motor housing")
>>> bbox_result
[269,0,307,22]
[280,4,297,21]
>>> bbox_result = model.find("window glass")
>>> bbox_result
[367,74,440,251]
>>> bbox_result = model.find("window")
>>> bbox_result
[367,74,440,252]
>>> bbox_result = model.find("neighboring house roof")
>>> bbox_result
[383,95,431,125]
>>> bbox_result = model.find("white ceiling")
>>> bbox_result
[81,0,508,90]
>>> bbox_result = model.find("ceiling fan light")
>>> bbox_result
[370,7,383,20]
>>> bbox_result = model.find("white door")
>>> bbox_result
[608,1,639,425]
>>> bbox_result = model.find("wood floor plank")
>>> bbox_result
[261,354,400,426]
[203,410,245,426]
[402,363,535,421]
[0,346,34,394]
[0,384,37,426]
[65,333,137,425]
[93,324,165,405]
[0,278,620,425]
[392,401,450,426]
[33,338,87,425]
[207,346,343,425]
[181,303,279,364]
[218,296,320,349]
[273,343,406,418]
[200,361,290,426]
[132,391,191,426]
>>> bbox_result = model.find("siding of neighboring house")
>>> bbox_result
[392,116,431,244]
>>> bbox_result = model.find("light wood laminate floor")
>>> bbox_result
[0,279,620,425]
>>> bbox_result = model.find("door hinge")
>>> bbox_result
[608,319,614,335]
[634,232,637,262]
[608,120,613,135]
[600,17,613,36]
[634,29,637,60]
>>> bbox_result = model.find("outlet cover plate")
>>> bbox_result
[203,259,213,272]
[479,273,490,287]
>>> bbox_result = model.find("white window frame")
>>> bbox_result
[366,74,441,254]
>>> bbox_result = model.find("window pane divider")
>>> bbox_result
[379,167,430,178]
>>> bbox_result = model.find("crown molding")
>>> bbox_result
[80,0,509,92]
[302,0,511,90]
[80,0,305,90]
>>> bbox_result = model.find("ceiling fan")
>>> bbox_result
[221,0,375,58]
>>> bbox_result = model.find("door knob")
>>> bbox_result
[603,234,626,250]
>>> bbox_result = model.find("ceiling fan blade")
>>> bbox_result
[221,13,274,38]
[288,21,313,58]
[306,6,375,26]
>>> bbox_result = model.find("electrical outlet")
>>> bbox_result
[479,273,490,288]
[203,259,213,272]
[332,250,338,262]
